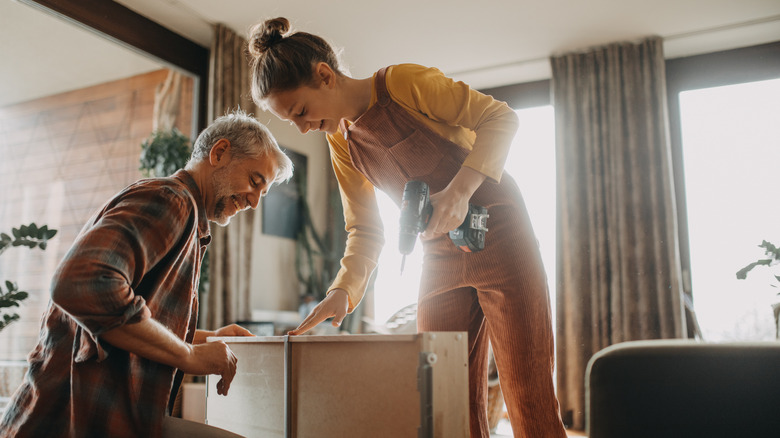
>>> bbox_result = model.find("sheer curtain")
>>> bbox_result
[550,36,687,430]
[203,24,259,329]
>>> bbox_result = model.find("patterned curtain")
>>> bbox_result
[550,36,688,430]
[203,24,258,329]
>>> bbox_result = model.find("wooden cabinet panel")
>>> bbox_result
[206,333,468,438]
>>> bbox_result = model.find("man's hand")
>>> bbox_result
[214,324,254,337]
[194,323,255,344]
[288,289,349,335]
[181,341,238,396]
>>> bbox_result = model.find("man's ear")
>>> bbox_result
[209,138,232,167]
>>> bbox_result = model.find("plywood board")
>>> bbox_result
[205,333,468,438]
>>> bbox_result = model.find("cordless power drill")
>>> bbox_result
[398,180,489,273]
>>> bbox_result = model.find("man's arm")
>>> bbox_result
[100,319,237,395]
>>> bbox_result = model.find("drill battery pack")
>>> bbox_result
[449,204,489,253]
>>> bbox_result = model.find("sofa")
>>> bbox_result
[586,340,780,437]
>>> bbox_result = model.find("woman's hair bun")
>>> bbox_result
[248,17,290,57]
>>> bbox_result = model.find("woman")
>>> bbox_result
[247,17,566,438]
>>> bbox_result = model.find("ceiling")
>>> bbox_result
[1,0,779,107]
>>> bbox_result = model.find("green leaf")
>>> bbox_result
[5,280,14,291]
[736,259,772,279]
[28,223,38,237]
[0,314,20,331]
[11,228,20,238]
[10,291,28,301]
[1,233,10,242]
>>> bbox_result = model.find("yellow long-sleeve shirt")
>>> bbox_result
[326,64,519,312]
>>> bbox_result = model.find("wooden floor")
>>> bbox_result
[490,418,587,437]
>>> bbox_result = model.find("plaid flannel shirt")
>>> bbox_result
[0,170,210,438]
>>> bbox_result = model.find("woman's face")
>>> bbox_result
[266,83,342,135]
[265,62,354,136]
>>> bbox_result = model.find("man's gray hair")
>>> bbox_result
[190,110,293,184]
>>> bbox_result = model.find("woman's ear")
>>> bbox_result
[316,62,336,88]
[209,138,232,167]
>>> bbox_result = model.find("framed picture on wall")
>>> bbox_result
[262,148,307,239]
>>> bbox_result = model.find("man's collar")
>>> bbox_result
[172,169,211,246]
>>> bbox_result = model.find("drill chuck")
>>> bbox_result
[399,180,432,255]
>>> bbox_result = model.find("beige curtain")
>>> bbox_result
[203,24,258,329]
[551,36,687,430]
[153,70,183,132]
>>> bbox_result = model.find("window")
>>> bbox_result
[679,78,780,341]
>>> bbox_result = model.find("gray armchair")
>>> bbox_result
[586,340,780,438]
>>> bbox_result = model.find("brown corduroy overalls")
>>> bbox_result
[343,67,566,438]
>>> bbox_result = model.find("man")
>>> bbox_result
[0,111,293,438]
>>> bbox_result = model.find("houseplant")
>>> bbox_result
[736,240,780,338]
[139,128,192,178]
[0,223,57,331]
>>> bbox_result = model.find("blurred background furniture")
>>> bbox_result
[586,340,780,438]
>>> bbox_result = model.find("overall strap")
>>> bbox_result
[374,67,392,105]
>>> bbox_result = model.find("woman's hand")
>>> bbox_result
[425,188,470,237]
[423,166,487,238]
[288,289,349,335]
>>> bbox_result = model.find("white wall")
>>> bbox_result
[249,112,331,313]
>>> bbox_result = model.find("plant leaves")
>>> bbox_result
[10,291,28,301]
[736,259,773,279]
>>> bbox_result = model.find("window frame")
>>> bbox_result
[20,0,209,131]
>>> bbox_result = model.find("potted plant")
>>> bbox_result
[736,240,780,338]
[139,128,192,178]
[0,223,57,331]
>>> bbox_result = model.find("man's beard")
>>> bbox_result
[211,166,234,226]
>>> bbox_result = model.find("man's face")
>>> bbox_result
[209,151,279,226]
